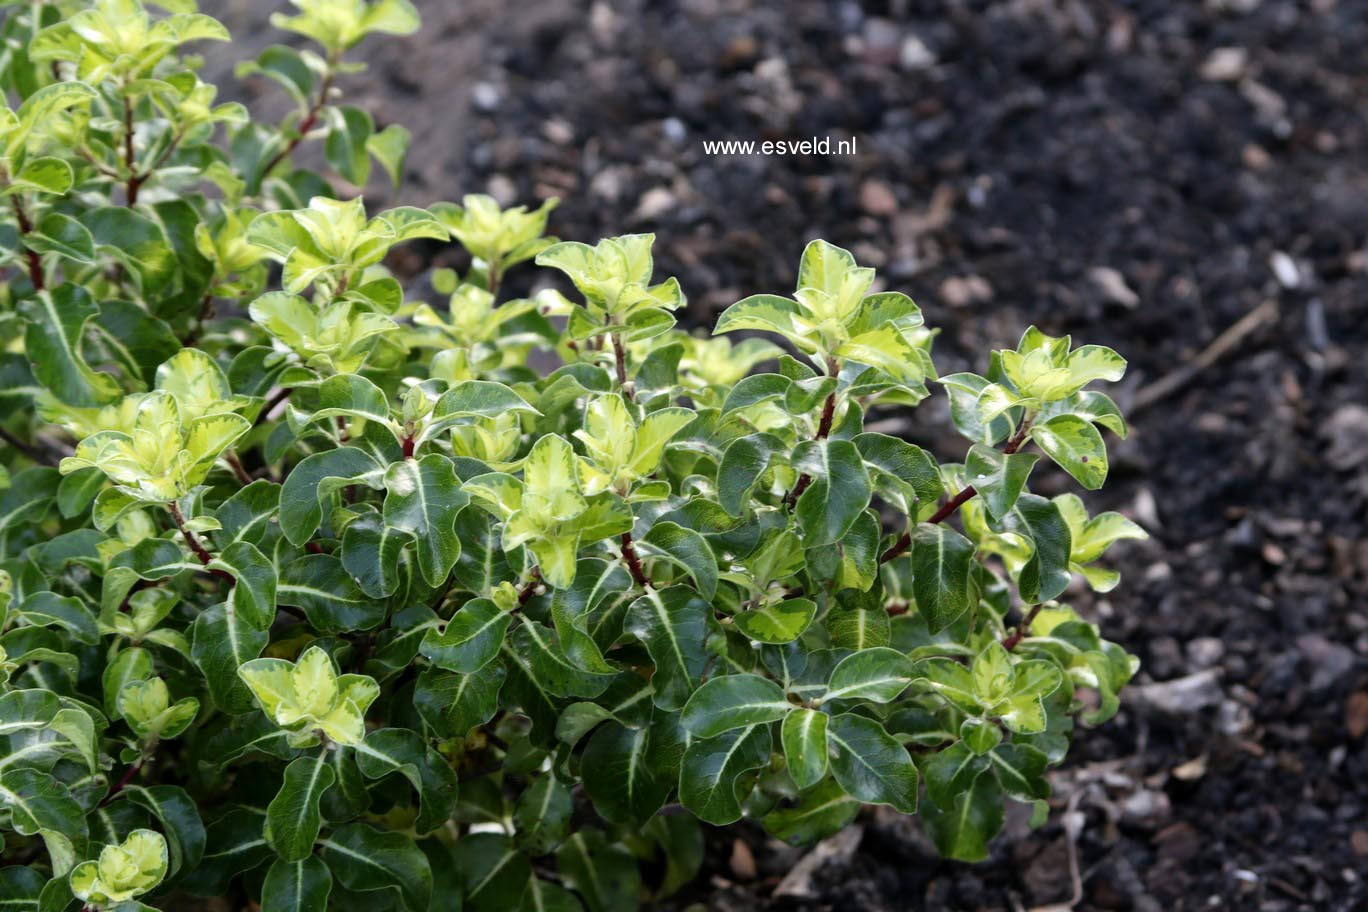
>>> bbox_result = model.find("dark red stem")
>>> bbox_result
[621,532,649,588]
[611,332,634,401]
[785,379,839,508]
[880,418,1035,564]
[124,95,140,205]
[516,568,543,607]
[255,387,293,427]
[8,196,44,289]
[1002,603,1045,651]
[167,501,234,581]
[225,451,254,486]
[261,65,336,178]
[99,760,143,807]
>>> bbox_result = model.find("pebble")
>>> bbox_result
[939,275,993,308]
[471,81,502,112]
[1132,669,1224,715]
[1270,250,1302,289]
[1186,637,1226,669]
[1200,47,1248,81]
[899,34,937,71]
[1089,265,1141,308]
[859,179,898,216]
[1323,404,1368,471]
[542,118,574,145]
[1297,634,1355,692]
[1121,788,1172,825]
[634,186,676,221]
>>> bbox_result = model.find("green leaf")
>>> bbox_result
[279,447,385,545]
[713,293,803,340]
[86,207,177,294]
[733,598,816,644]
[420,597,510,674]
[1030,415,1108,490]
[547,558,632,674]
[523,877,584,912]
[265,751,335,861]
[826,602,890,650]
[367,124,410,188]
[716,432,786,516]
[919,772,1004,861]
[1002,493,1072,604]
[623,586,710,711]
[453,832,531,911]
[190,602,268,714]
[638,521,717,599]
[911,524,976,633]
[680,674,790,739]
[826,713,918,813]
[324,105,374,185]
[383,454,469,586]
[19,285,121,407]
[24,213,96,264]
[580,722,670,826]
[964,444,1038,522]
[278,554,383,633]
[10,157,73,195]
[920,741,989,810]
[0,768,85,838]
[513,774,572,856]
[353,728,459,835]
[16,591,98,645]
[555,830,641,912]
[340,512,411,598]
[780,708,829,790]
[678,725,771,825]
[211,541,277,631]
[319,822,432,912]
[762,778,860,845]
[824,647,917,704]
[988,743,1050,801]
[792,439,872,546]
[414,666,505,739]
[261,856,331,912]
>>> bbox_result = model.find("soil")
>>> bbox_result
[200,0,1368,909]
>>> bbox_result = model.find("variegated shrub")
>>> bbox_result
[0,2,1146,910]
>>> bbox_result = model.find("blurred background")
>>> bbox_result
[203,2,1368,909]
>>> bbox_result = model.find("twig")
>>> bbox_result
[254,387,293,427]
[620,532,649,588]
[99,759,143,807]
[260,62,337,178]
[880,419,1035,563]
[0,427,46,463]
[1131,299,1278,413]
[123,95,141,205]
[8,195,44,289]
[224,451,255,486]
[785,360,840,507]
[1001,602,1045,651]
[516,568,543,607]
[610,332,634,401]
[167,501,234,582]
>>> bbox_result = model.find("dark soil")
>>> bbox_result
[203,0,1368,908]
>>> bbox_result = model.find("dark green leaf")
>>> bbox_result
[265,751,335,861]
[826,713,918,813]
[911,523,976,633]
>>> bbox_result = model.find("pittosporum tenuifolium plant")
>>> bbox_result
[0,2,1147,910]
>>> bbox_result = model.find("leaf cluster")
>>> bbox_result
[0,3,1146,910]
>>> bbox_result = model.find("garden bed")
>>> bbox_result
[206,1,1368,908]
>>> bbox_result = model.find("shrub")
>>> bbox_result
[0,2,1146,910]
